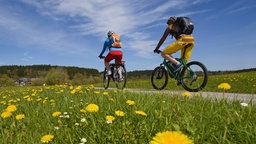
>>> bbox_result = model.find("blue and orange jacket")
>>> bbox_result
[99,35,122,56]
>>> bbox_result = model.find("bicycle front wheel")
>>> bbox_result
[103,68,110,89]
[180,61,208,92]
[151,66,168,90]
[115,64,127,89]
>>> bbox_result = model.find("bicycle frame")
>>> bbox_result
[109,62,124,81]
[162,58,184,79]
[103,60,127,89]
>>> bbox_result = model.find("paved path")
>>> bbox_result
[122,88,256,104]
[97,87,255,104]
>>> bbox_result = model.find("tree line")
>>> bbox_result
[0,65,100,86]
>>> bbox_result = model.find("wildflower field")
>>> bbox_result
[1,81,256,143]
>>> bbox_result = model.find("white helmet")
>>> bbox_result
[107,30,114,37]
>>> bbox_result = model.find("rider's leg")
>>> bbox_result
[115,52,123,79]
[162,39,188,72]
[162,39,184,64]
[181,42,194,62]
[104,61,111,75]
[105,53,115,75]
[161,53,179,65]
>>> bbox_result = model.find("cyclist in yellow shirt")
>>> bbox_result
[154,16,195,72]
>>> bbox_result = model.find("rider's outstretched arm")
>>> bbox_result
[155,27,170,50]
[99,39,110,57]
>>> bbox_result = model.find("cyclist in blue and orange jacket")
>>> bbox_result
[98,31,123,76]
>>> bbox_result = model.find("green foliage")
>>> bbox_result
[45,68,69,85]
[0,64,99,80]
[0,86,255,143]
[0,74,15,86]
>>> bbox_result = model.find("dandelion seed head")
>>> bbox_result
[80,138,87,143]
[81,118,86,122]
[241,103,248,107]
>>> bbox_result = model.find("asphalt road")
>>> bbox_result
[122,88,256,104]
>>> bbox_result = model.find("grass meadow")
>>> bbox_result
[122,71,256,94]
[1,71,256,144]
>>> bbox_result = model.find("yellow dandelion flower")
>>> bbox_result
[70,89,76,94]
[89,84,95,89]
[0,101,6,105]
[6,104,17,112]
[135,110,147,116]
[43,99,47,104]
[52,112,61,117]
[1,111,12,118]
[182,91,191,97]
[85,104,99,112]
[94,91,100,94]
[150,131,194,144]
[103,92,109,95]
[115,110,125,117]
[37,98,42,101]
[218,83,231,90]
[8,99,14,103]
[16,114,25,120]
[41,134,54,143]
[80,109,86,113]
[75,86,82,91]
[126,100,135,106]
[23,95,30,99]
[27,97,33,101]
[106,115,115,121]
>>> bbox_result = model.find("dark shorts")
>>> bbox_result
[105,51,123,63]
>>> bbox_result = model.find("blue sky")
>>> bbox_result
[0,0,256,72]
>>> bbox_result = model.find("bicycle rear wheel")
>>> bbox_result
[115,64,127,89]
[103,68,110,89]
[180,61,208,92]
[151,66,168,90]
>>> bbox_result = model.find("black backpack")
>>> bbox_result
[174,17,194,35]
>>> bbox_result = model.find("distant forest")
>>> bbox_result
[0,64,255,86]
[0,65,99,79]
[0,65,100,86]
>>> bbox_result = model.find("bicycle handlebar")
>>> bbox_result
[154,49,162,54]
[99,56,105,59]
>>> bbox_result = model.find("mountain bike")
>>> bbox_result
[100,56,127,89]
[151,44,208,92]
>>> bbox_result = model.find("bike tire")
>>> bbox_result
[103,68,110,89]
[180,61,208,92]
[115,64,127,89]
[151,66,168,90]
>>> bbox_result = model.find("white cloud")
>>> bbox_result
[2,0,207,58]
[21,52,33,61]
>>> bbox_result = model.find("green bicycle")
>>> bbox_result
[151,45,208,92]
